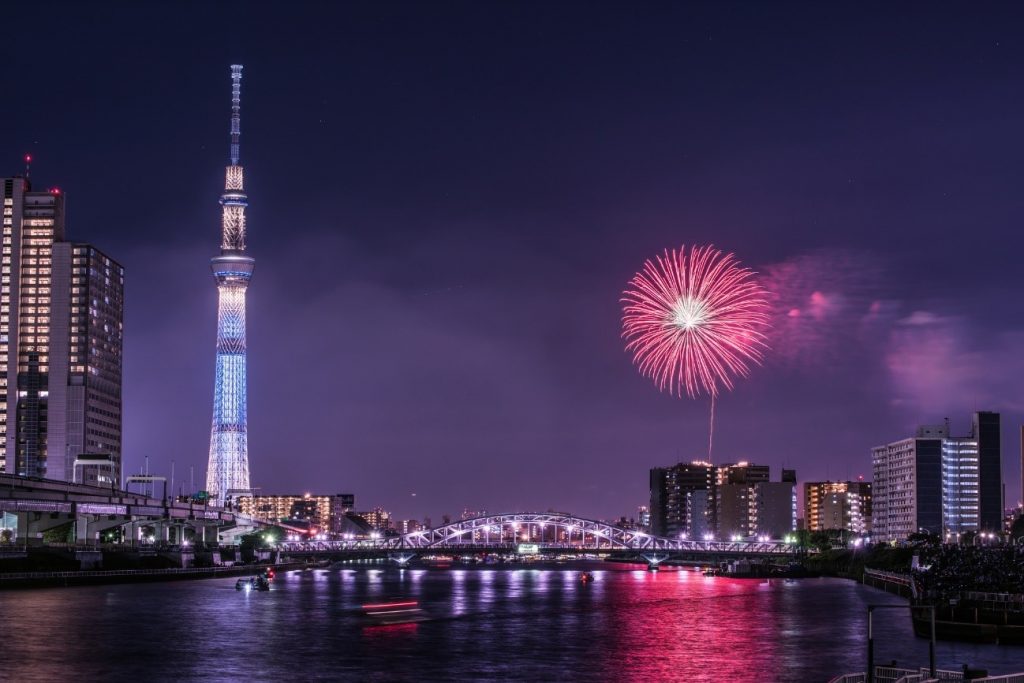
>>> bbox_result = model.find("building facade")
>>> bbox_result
[650,460,794,539]
[358,507,392,532]
[941,437,980,536]
[974,412,1002,532]
[649,461,713,537]
[871,425,944,542]
[50,244,124,486]
[0,177,123,485]
[752,482,798,539]
[237,493,354,535]
[804,481,872,534]
[872,414,1000,543]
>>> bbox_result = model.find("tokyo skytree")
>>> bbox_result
[206,65,254,505]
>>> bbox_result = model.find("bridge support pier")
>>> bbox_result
[641,553,671,571]
[83,515,130,543]
[14,511,76,545]
[389,552,417,567]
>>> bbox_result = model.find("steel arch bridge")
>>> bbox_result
[276,512,798,556]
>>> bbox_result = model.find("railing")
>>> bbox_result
[864,568,913,585]
[0,565,276,580]
[831,668,964,683]
[963,591,1024,606]
[864,568,918,599]
[976,675,1024,683]
[877,667,923,682]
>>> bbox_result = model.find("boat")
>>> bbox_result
[236,576,271,592]
[362,600,428,626]
[579,572,594,583]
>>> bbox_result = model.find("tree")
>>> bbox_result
[907,531,940,547]
[1010,514,1024,542]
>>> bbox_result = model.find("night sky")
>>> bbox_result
[3,2,1024,521]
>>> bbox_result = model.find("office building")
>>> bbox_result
[0,176,123,484]
[942,436,980,536]
[974,412,1001,531]
[804,481,872,534]
[941,412,1001,535]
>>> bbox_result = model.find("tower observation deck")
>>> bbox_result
[206,64,254,505]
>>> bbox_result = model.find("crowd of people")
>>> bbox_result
[913,544,1024,599]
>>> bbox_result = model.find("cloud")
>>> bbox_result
[760,249,1024,418]
[886,313,1024,415]
[759,248,888,368]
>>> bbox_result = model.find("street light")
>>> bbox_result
[866,604,936,683]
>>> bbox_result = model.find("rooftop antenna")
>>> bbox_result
[23,154,31,180]
[229,64,242,165]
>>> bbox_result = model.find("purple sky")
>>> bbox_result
[3,3,1024,520]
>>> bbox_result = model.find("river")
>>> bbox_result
[2,562,1024,682]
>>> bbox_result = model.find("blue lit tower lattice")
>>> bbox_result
[206,64,254,505]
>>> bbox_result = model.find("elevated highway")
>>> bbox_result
[0,472,252,545]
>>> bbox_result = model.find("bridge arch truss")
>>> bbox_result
[277,512,797,556]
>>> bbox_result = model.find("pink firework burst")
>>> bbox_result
[622,245,770,398]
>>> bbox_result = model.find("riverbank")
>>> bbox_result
[0,561,311,589]
[804,545,916,580]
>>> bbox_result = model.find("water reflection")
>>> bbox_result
[2,566,1024,682]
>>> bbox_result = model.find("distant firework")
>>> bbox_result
[622,245,770,398]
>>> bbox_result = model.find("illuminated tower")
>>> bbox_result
[206,65,254,505]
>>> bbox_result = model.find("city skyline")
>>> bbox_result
[3,3,1024,520]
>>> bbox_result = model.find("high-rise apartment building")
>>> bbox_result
[636,505,651,530]
[873,413,1001,542]
[650,460,794,539]
[649,461,713,537]
[716,464,796,540]
[871,425,944,542]
[0,177,122,484]
[752,481,798,539]
[237,493,354,535]
[804,481,872,533]
[358,507,392,531]
[51,244,123,485]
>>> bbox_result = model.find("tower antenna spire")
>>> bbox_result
[229,64,242,166]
